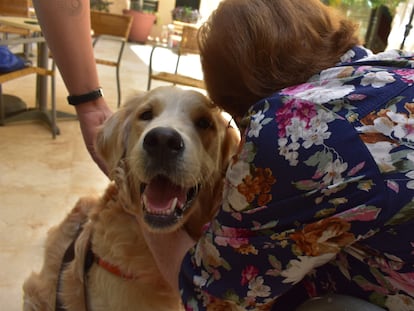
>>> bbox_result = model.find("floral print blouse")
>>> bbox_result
[179,46,414,311]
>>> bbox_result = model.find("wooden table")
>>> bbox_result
[0,16,41,32]
[0,16,75,135]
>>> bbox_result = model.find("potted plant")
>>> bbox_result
[123,0,158,44]
[171,6,201,24]
[90,0,112,12]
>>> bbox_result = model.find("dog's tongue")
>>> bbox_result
[143,176,186,212]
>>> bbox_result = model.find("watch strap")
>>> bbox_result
[67,88,104,106]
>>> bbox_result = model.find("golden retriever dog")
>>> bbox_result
[23,86,240,311]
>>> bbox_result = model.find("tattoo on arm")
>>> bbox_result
[56,0,83,16]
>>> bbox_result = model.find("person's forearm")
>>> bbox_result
[33,0,112,175]
[33,0,100,95]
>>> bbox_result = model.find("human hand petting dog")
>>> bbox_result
[75,97,113,176]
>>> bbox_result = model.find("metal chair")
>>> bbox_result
[90,10,133,108]
[147,24,205,91]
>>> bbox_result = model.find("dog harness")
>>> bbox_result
[55,227,94,311]
[55,225,140,311]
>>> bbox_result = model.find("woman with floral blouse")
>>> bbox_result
[142,0,414,310]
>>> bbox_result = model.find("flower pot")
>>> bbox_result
[123,9,156,44]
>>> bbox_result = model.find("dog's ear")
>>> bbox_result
[217,113,240,175]
[221,122,240,169]
[95,94,145,177]
[184,115,240,240]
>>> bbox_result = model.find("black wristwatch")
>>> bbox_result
[67,87,104,106]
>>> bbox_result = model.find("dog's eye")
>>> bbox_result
[195,117,213,130]
[139,110,153,121]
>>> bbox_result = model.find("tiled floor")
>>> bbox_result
[0,40,203,311]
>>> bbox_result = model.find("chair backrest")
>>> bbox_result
[0,0,30,17]
[179,25,199,55]
[90,10,133,39]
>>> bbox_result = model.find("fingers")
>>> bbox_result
[85,138,108,176]
[75,98,113,176]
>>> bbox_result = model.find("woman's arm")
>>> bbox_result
[33,0,112,174]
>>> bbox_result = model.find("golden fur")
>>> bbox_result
[23,86,240,311]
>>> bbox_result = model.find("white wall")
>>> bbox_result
[199,0,222,23]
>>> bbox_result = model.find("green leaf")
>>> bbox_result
[268,255,282,270]
[386,200,414,225]
[293,179,321,191]
[304,150,333,170]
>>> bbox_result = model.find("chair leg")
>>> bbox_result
[173,54,182,86]
[23,34,33,58]
[116,64,121,108]
[115,41,127,108]
[147,45,157,91]
[174,54,181,75]
[147,75,152,91]
[50,63,57,138]
[0,84,4,126]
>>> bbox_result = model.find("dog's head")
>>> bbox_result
[96,86,239,236]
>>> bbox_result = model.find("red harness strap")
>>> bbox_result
[95,256,140,280]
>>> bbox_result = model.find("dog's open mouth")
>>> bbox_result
[141,175,199,229]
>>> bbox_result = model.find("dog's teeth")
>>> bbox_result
[142,196,148,209]
[143,196,179,216]
[171,197,178,210]
[177,200,184,210]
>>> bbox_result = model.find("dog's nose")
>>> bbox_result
[143,127,184,157]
